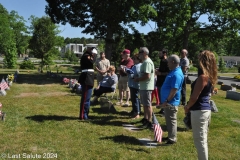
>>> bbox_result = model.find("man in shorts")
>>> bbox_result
[134,47,155,128]
[116,49,134,106]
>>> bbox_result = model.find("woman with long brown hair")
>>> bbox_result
[184,50,218,160]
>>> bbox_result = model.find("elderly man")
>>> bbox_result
[78,45,98,120]
[116,49,134,107]
[134,47,155,128]
[161,54,184,144]
[180,49,190,105]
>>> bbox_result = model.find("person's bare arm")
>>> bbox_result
[184,75,208,113]
[181,66,188,73]
[134,73,150,82]
[160,88,178,107]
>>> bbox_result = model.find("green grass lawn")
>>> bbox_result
[0,71,239,160]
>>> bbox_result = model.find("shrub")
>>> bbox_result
[19,60,36,69]
[189,65,197,72]
[234,75,240,80]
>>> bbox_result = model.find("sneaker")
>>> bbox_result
[115,101,123,106]
[166,140,176,145]
[122,102,130,107]
[132,115,140,119]
[131,114,140,119]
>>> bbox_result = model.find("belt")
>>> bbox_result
[82,69,94,72]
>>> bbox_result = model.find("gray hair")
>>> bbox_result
[168,54,180,64]
[140,47,149,55]
[182,49,188,55]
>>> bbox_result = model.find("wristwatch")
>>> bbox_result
[165,99,170,103]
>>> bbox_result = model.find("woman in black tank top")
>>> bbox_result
[184,50,218,160]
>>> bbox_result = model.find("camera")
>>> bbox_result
[107,70,111,73]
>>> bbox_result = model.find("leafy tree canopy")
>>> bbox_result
[45,0,157,59]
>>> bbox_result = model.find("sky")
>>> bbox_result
[0,0,208,39]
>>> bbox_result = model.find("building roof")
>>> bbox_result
[221,56,240,62]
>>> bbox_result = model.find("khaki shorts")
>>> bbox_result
[140,90,152,106]
[118,76,129,91]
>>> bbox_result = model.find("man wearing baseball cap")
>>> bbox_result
[116,49,134,107]
[78,45,98,120]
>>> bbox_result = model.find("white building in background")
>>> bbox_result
[61,43,84,57]
[221,56,240,68]
[60,43,98,57]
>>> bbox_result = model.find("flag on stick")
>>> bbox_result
[152,112,163,142]
[0,79,9,90]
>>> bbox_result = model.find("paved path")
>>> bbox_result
[188,75,240,86]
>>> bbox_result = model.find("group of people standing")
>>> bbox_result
[78,45,218,160]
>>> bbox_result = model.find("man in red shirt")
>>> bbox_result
[116,49,134,106]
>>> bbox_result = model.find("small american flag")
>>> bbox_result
[152,112,163,142]
[0,79,9,90]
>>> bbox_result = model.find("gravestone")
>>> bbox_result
[232,120,240,124]
[99,97,116,113]
[226,90,240,101]
[218,81,223,85]
[220,85,232,91]
[231,83,238,87]
[122,124,143,131]
[138,138,158,148]
[236,85,240,89]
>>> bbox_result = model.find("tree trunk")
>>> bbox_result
[105,26,114,60]
[183,28,189,49]
[41,56,44,73]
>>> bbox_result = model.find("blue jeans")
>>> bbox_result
[79,84,93,120]
[130,87,141,114]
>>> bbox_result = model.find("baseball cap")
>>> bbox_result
[121,49,130,55]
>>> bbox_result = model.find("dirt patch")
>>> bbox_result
[45,92,69,96]
[16,92,69,97]
[16,93,40,97]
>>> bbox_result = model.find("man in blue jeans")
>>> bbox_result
[78,44,98,120]
[160,55,184,144]
[180,49,190,105]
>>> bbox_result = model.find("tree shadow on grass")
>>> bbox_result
[25,114,78,122]
[100,135,142,145]
[89,115,130,127]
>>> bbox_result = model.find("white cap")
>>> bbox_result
[86,43,98,48]
[92,48,98,54]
